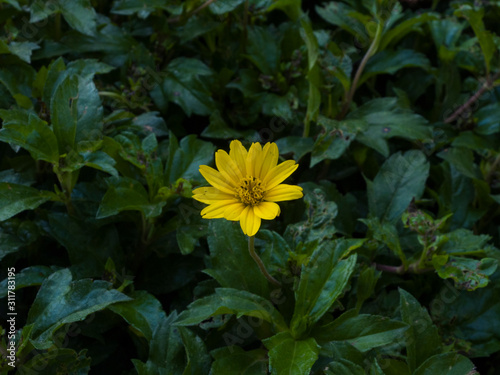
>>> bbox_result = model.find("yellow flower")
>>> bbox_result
[192,140,303,236]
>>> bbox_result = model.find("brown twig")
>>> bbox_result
[167,0,217,23]
[444,71,500,124]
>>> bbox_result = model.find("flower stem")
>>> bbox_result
[248,236,281,287]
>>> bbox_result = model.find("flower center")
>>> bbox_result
[236,176,264,206]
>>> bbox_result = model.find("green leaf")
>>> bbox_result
[211,347,268,375]
[275,136,314,162]
[3,41,40,63]
[285,183,340,244]
[58,0,97,36]
[27,268,131,349]
[312,313,408,352]
[399,288,441,373]
[108,291,166,341]
[151,57,215,116]
[310,117,368,167]
[178,327,211,375]
[440,228,491,256]
[42,57,67,105]
[96,177,165,219]
[258,92,294,122]
[350,98,431,157]
[315,2,369,42]
[291,241,357,337]
[246,26,281,75]
[360,217,408,267]
[256,230,291,275]
[0,183,56,221]
[0,265,61,298]
[51,74,79,152]
[437,147,481,179]
[361,49,430,85]
[325,359,365,375]
[165,134,216,184]
[30,0,59,23]
[133,311,186,374]
[111,0,170,18]
[201,110,251,140]
[73,78,104,147]
[267,0,302,20]
[177,223,209,255]
[80,151,118,177]
[437,165,477,230]
[376,359,410,375]
[380,12,439,49]
[31,0,97,36]
[431,283,500,357]
[0,230,24,262]
[0,61,36,102]
[456,7,495,73]
[475,103,500,135]
[413,353,476,375]
[355,266,379,311]
[264,332,320,375]
[0,0,21,10]
[175,287,287,332]
[433,255,497,291]
[209,0,246,14]
[367,150,429,223]
[177,15,220,44]
[0,109,59,163]
[429,18,465,49]
[204,219,269,297]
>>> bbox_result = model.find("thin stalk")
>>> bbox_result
[248,236,281,287]
[444,71,500,124]
[374,262,432,275]
[338,23,383,120]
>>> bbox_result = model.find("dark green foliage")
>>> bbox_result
[1,0,500,374]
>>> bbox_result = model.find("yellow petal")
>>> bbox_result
[265,184,303,202]
[229,140,248,177]
[253,201,280,220]
[192,186,236,204]
[255,142,279,181]
[201,200,238,219]
[224,202,246,220]
[245,142,262,178]
[239,206,261,236]
[263,160,298,190]
[215,150,243,186]
[199,165,235,194]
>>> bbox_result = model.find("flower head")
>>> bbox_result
[192,140,303,236]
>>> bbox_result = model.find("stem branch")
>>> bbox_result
[338,23,383,120]
[374,261,433,275]
[444,71,500,124]
[248,236,281,287]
